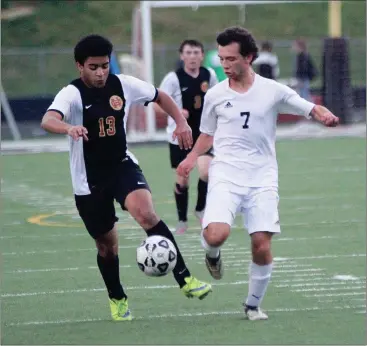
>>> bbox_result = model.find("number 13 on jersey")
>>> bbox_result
[98,116,116,137]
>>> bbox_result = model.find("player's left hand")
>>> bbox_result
[173,119,193,150]
[177,153,197,178]
[312,106,339,127]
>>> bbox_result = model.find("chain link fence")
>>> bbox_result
[2,38,365,98]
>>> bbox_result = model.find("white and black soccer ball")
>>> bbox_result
[136,235,177,277]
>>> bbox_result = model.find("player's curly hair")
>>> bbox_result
[216,26,259,63]
[74,35,113,65]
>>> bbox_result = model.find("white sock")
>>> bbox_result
[245,261,273,308]
[200,230,220,259]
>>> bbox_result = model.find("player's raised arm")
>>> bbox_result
[155,89,193,150]
[277,83,339,127]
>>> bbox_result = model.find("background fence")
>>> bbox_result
[2,38,366,98]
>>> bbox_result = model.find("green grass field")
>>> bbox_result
[1,137,366,345]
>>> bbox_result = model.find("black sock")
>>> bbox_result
[146,220,191,288]
[195,179,208,212]
[97,254,127,300]
[174,183,188,222]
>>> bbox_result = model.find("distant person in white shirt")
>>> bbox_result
[177,26,339,321]
[252,41,279,80]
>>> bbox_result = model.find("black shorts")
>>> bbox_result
[169,143,214,169]
[75,158,150,239]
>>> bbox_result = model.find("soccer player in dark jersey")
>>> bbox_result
[41,35,212,322]
[154,40,218,234]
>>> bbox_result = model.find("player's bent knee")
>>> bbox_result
[175,173,189,188]
[132,207,159,229]
[95,239,119,258]
[251,232,272,258]
[204,223,230,247]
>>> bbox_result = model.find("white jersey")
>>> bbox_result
[159,67,218,144]
[252,52,280,79]
[47,74,157,195]
[200,74,315,188]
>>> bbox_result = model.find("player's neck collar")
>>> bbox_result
[227,73,257,96]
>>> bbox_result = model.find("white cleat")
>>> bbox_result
[175,221,188,234]
[244,305,268,321]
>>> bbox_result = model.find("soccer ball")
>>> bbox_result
[136,235,177,277]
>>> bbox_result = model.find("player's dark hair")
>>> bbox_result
[261,41,273,52]
[216,26,259,63]
[74,35,113,65]
[179,39,204,53]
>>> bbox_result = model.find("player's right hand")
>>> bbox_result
[173,119,193,150]
[67,125,89,141]
[177,153,197,178]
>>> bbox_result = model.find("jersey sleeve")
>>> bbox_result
[199,92,217,136]
[208,68,219,88]
[47,85,76,122]
[119,75,158,106]
[277,83,315,118]
[159,72,178,96]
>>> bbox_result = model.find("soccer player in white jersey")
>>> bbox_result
[154,40,218,234]
[177,27,339,321]
[41,35,212,322]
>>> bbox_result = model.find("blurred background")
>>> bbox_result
[1,0,366,144]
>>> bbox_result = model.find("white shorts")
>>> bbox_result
[202,181,281,235]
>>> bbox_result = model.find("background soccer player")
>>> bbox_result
[178,26,339,321]
[154,39,218,234]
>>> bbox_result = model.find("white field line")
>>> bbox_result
[1,181,74,211]
[3,263,313,275]
[1,245,246,257]
[276,280,366,288]
[305,292,366,297]
[2,245,138,256]
[1,219,364,240]
[318,298,366,304]
[1,234,356,255]
[226,263,313,270]
[293,286,365,292]
[6,276,362,298]
[5,304,366,327]
[293,154,365,161]
[4,265,133,274]
[230,254,366,262]
[1,280,249,298]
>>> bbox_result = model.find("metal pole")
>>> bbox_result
[141,1,155,138]
[0,83,22,141]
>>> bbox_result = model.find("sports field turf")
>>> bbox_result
[1,137,366,344]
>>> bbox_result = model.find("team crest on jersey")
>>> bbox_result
[109,95,123,110]
[200,81,209,93]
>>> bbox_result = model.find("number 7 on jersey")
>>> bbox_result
[240,112,250,129]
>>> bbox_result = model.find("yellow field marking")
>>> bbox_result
[27,211,141,230]
[27,213,83,228]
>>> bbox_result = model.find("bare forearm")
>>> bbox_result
[310,105,339,127]
[41,115,71,134]
[156,90,185,124]
[189,133,214,158]
[310,105,327,119]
